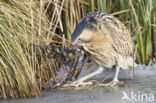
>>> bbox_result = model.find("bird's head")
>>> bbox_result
[71,12,106,46]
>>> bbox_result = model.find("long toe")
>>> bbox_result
[99,80,123,87]
[109,80,120,87]
[63,81,94,87]
[72,81,93,87]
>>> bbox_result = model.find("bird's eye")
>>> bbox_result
[78,38,83,42]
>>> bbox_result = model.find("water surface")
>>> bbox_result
[1,64,156,103]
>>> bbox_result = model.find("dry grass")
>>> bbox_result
[0,0,70,99]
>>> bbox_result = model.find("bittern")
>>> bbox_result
[68,11,136,87]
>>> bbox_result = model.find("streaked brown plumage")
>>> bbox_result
[68,11,136,87]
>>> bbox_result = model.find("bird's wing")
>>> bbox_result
[101,15,134,57]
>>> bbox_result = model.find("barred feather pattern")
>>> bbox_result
[72,11,136,69]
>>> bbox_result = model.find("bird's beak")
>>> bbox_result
[71,38,84,46]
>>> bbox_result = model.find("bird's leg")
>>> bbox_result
[112,65,120,83]
[99,65,122,87]
[63,66,103,87]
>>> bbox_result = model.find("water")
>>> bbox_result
[1,64,156,103]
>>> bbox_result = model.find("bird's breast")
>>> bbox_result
[83,43,116,68]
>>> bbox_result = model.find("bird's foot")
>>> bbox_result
[98,80,124,87]
[56,80,123,88]
[63,80,94,87]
